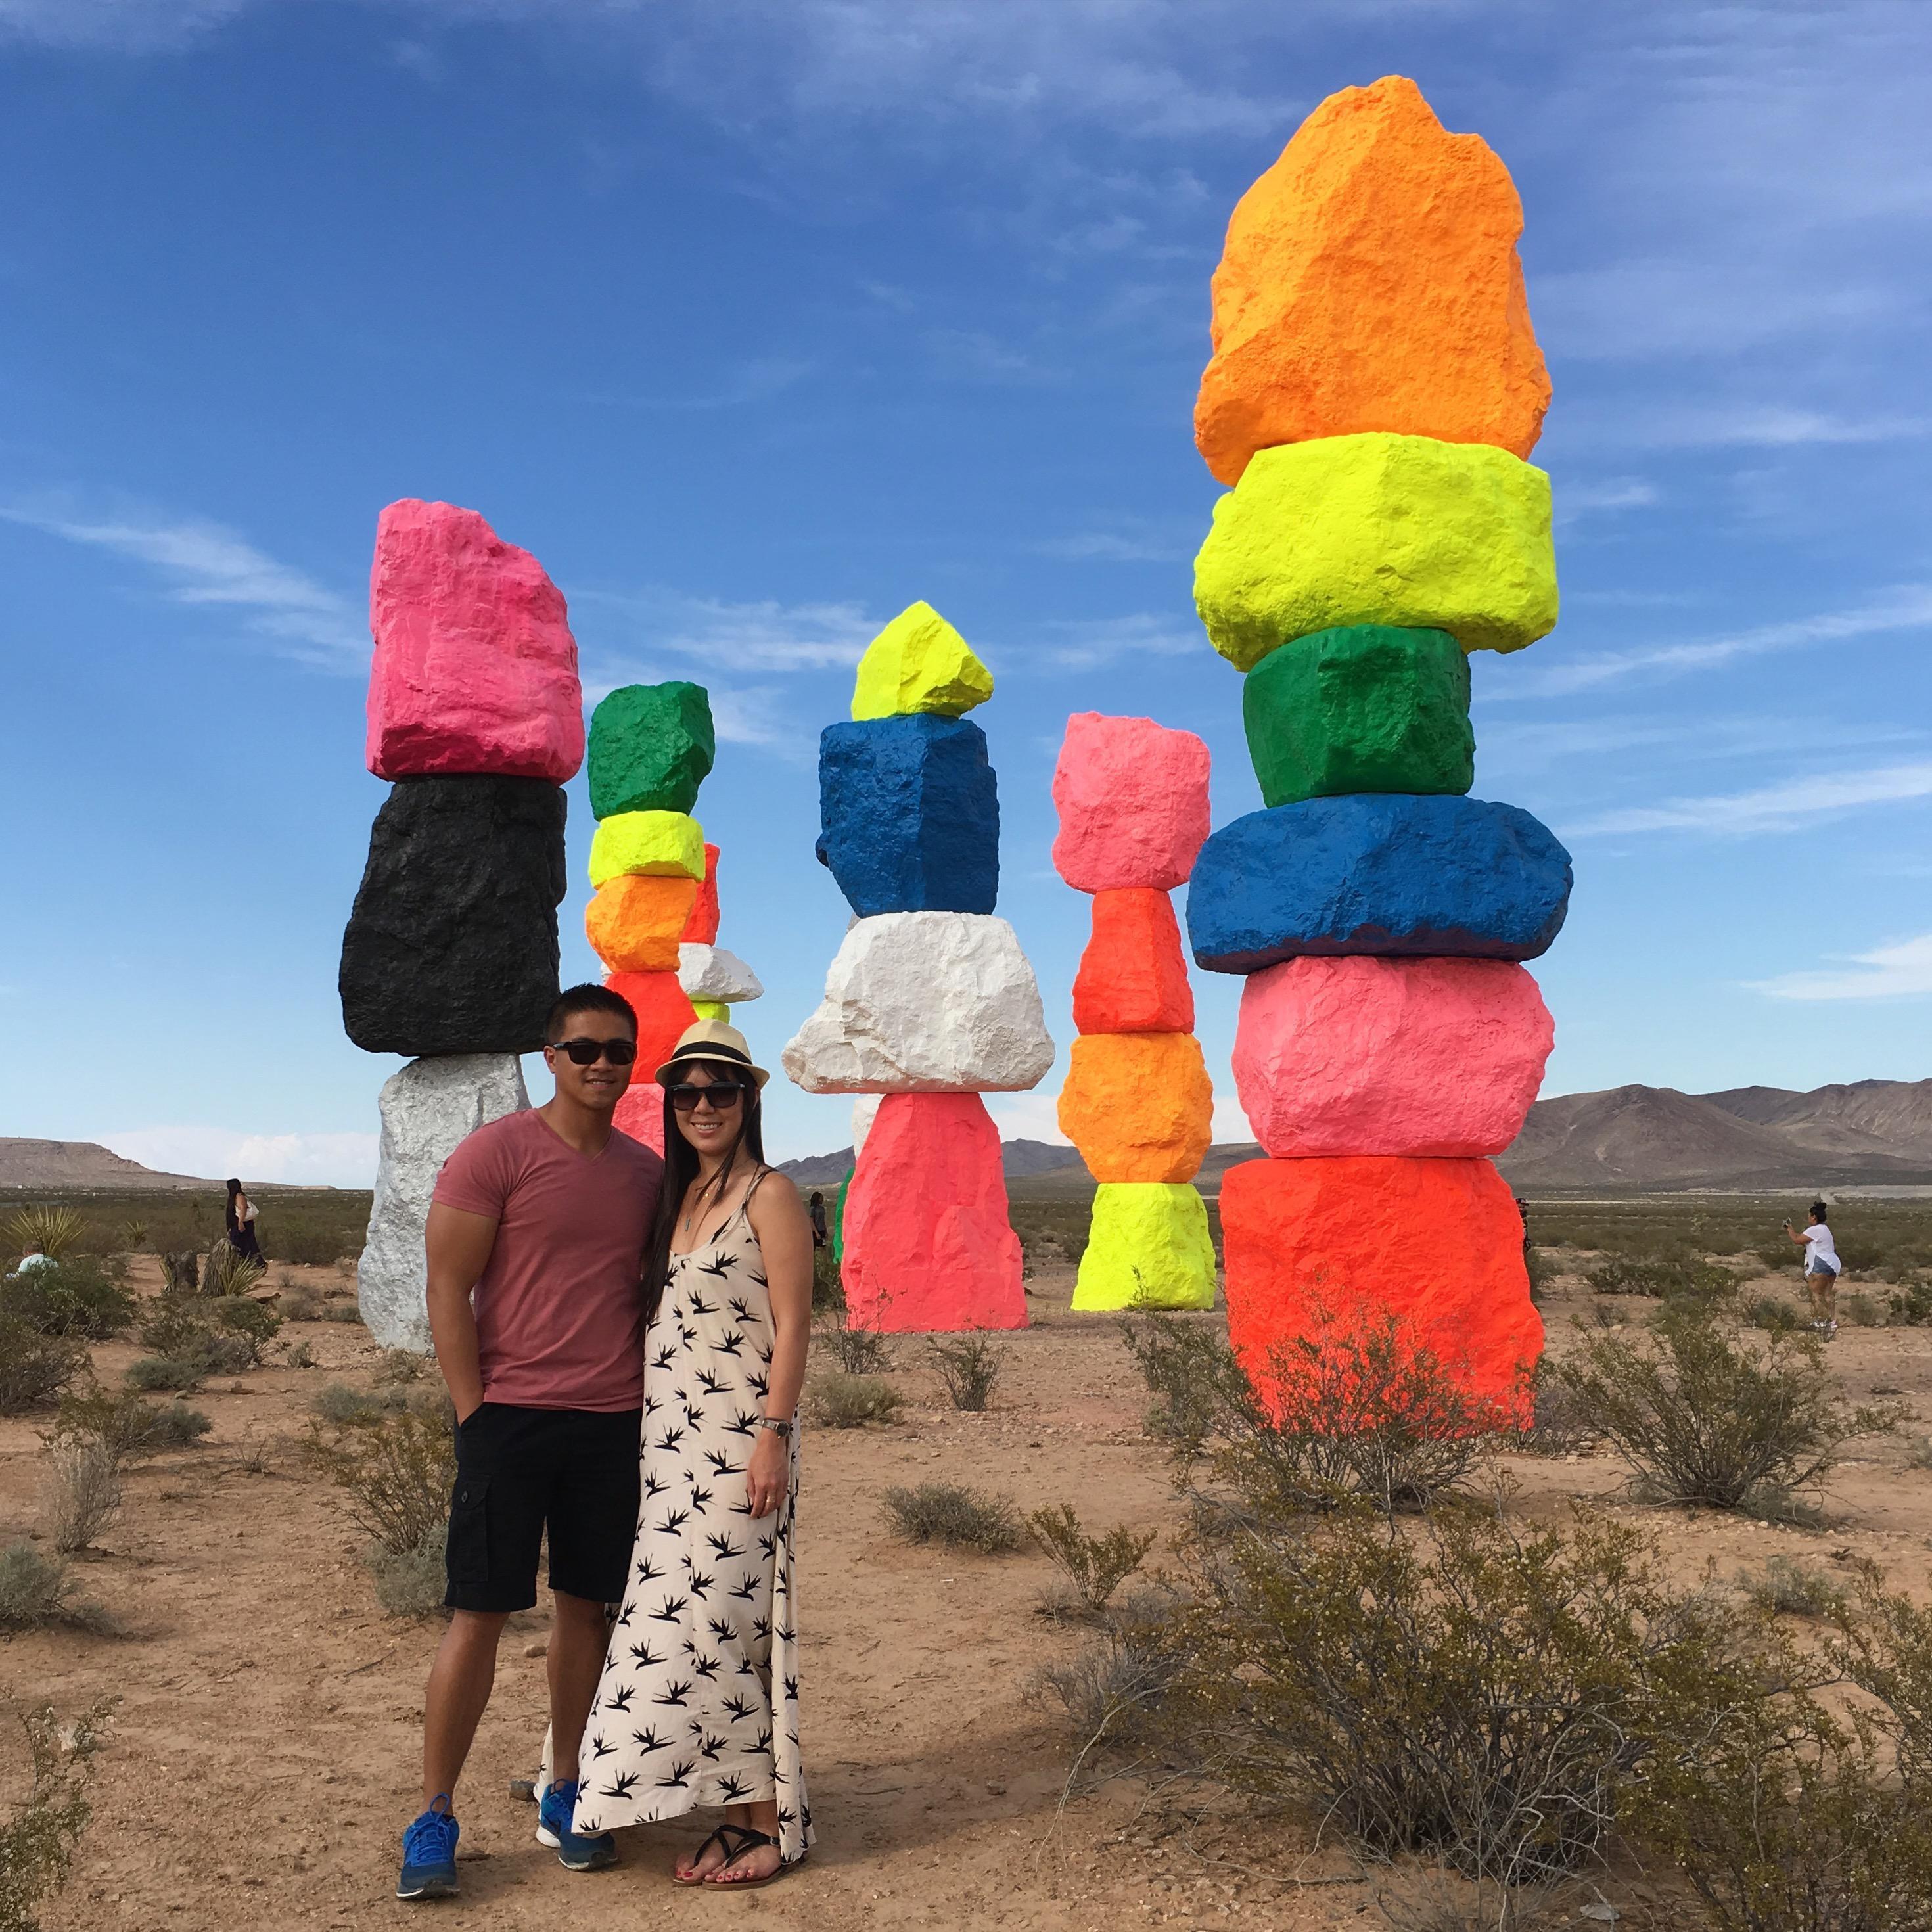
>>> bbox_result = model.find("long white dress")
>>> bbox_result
[569,1174,811,1865]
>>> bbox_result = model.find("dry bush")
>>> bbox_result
[158,1252,198,1295]
[53,1392,210,1462]
[0,1546,114,1636]
[1,1207,83,1263]
[129,1294,281,1391]
[1025,1503,1155,1617]
[367,1527,448,1618]
[816,1295,891,1375]
[1828,1571,1932,1782]
[308,1406,455,1556]
[0,1701,110,1932]
[1737,1555,1845,1619]
[1513,1365,1596,1457]
[1840,1290,1885,1329]
[277,1281,321,1322]
[39,1437,120,1554]
[1030,1589,1184,1762]
[927,1331,1002,1411]
[803,1371,902,1429]
[0,1323,87,1417]
[1588,1256,1739,1300]
[1555,1304,1903,1513]
[371,1348,427,1385]
[880,1481,1022,1552]
[1745,1295,1803,1334]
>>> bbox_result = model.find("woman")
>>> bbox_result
[1784,1199,1842,1336]
[567,1019,814,1887]
[225,1179,264,1264]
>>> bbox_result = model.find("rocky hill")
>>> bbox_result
[0,1138,218,1193]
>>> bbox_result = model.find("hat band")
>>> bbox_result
[666,1042,752,1068]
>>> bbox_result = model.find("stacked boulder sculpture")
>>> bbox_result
[784,602,1053,1331]
[1051,714,1218,1312]
[342,500,576,1348]
[583,681,761,1156]
[1184,77,1567,1410]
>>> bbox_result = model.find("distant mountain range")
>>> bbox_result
[779,1080,1932,1196]
[0,1138,219,1193]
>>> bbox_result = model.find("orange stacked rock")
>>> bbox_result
[1051,714,1218,1310]
[1187,76,1563,1415]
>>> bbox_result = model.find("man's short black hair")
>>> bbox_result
[545,983,637,1043]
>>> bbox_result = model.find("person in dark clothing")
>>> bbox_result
[225,1179,264,1263]
[808,1190,828,1250]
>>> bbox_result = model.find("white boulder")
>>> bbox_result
[783,913,1055,1094]
[359,1053,529,1350]
[678,943,764,1003]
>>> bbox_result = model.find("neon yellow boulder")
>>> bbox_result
[588,810,705,888]
[850,601,995,720]
[1070,1182,1218,1312]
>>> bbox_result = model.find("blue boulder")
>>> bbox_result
[817,715,1000,915]
[1186,794,1571,973]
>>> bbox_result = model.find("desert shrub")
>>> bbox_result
[1555,1305,1902,1512]
[367,1526,448,1618]
[272,1227,351,1266]
[1737,1555,1846,1619]
[53,1391,210,1461]
[0,1322,87,1417]
[309,1381,415,1426]
[371,1348,427,1385]
[1168,1501,1753,1891]
[809,1243,842,1311]
[1755,1240,1798,1274]
[802,1371,902,1429]
[135,1294,279,1377]
[817,1295,891,1375]
[39,1437,121,1554]
[0,1545,114,1636]
[283,1339,315,1369]
[120,1218,147,1251]
[1828,1572,1932,1782]
[1,1207,83,1264]
[0,1701,110,1932]
[1026,1503,1155,1617]
[308,1406,455,1556]
[1891,1281,1932,1327]
[1841,1290,1884,1327]
[1513,1367,1596,1456]
[277,1281,320,1321]
[1745,1294,1803,1333]
[0,1259,135,1342]
[1030,1590,1184,1759]
[317,1299,365,1325]
[927,1331,1002,1412]
[880,1481,1023,1553]
[125,1333,253,1392]
[1523,1245,1561,1302]
[1588,1255,1738,1300]
[1123,1305,1510,1517]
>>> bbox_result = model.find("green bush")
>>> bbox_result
[802,1371,902,1429]
[308,1406,455,1556]
[1890,1280,1932,1327]
[0,1701,110,1932]
[1745,1294,1803,1333]
[1588,1255,1739,1300]
[126,1332,254,1392]
[0,1320,88,1417]
[272,1227,352,1266]
[1736,1554,1846,1619]
[202,1245,265,1297]
[1026,1503,1155,1617]
[309,1381,415,1427]
[0,1258,135,1341]
[53,1391,211,1461]
[136,1294,280,1373]
[1841,1290,1885,1328]
[881,1481,1023,1552]
[0,1544,115,1635]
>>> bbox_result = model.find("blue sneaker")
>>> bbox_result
[536,1780,618,1872]
[396,1797,459,1900]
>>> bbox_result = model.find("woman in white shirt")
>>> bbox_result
[1783,1199,1841,1336]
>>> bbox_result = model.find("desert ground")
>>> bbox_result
[4,1222,1931,1931]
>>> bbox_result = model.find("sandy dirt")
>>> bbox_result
[5,1254,1931,1931]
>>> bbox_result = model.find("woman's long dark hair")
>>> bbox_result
[225,1178,243,1237]
[644,1059,767,1320]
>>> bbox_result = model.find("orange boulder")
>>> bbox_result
[1056,1033,1212,1182]
[585,873,699,973]
[1072,889,1193,1035]
[602,971,697,1086]
[682,843,722,944]
[1219,1154,1540,1414]
[1195,74,1550,484]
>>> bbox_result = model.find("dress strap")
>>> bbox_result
[733,1164,771,1226]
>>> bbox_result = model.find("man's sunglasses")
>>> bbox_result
[668,1081,747,1111]
[549,1037,638,1067]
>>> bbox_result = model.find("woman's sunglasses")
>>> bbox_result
[668,1081,747,1111]
[549,1037,638,1067]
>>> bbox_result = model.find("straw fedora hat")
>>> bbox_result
[652,1017,771,1091]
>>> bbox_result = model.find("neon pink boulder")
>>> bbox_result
[840,1093,1026,1332]
[366,499,585,781]
[612,1082,665,1157]
[1051,713,1212,893]
[1233,955,1553,1157]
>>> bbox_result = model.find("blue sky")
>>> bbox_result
[1,0,1929,1183]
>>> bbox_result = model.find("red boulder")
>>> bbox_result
[1072,888,1194,1034]
[602,971,697,1085]
[681,843,722,944]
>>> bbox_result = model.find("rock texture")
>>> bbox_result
[587,681,716,818]
[1219,1154,1540,1412]
[839,1093,1026,1332]
[603,972,698,1083]
[683,844,722,944]
[1051,714,1212,894]
[817,716,999,916]
[366,499,583,782]
[1195,76,1549,486]
[359,1053,529,1348]
[1071,1183,1216,1312]
[588,810,705,888]
[1193,432,1557,671]
[1187,794,1571,973]
[1244,624,1473,806]
[851,1095,881,1159]
[613,1083,666,1157]
[1057,1033,1214,1182]
[677,944,764,1003]
[585,873,699,973]
[850,601,995,720]
[1072,889,1194,1035]
[783,913,1054,1093]
[1234,956,1553,1156]
[340,775,566,1057]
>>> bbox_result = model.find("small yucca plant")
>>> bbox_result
[3,1205,85,1262]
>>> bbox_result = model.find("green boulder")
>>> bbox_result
[588,682,716,817]
[1243,624,1473,808]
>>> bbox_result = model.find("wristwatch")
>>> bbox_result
[758,1416,794,1438]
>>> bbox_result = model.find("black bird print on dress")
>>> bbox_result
[562,1168,812,1868]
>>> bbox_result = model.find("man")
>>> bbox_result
[397,984,663,1902]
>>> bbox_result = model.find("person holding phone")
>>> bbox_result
[1783,1199,1843,1337]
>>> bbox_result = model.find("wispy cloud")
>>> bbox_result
[1032,515,1192,564]
[1568,760,1932,837]
[1,501,366,670]
[1568,404,1929,452]
[1036,610,1202,670]
[1752,932,1932,1002]
[1553,478,1657,524]
[98,1126,379,1187]
[576,587,877,674]
[0,0,246,50]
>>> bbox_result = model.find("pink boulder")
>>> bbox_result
[1234,956,1552,1157]
[840,1093,1026,1333]
[613,1082,665,1157]
[1051,714,1212,893]
[366,499,585,781]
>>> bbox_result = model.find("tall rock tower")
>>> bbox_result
[1184,78,1570,1408]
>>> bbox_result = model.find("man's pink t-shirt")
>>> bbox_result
[432,1109,663,1413]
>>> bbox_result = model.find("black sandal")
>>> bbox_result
[672,1823,794,1891]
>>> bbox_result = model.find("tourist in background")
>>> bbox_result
[1784,1199,1841,1337]
[808,1189,828,1249]
[225,1179,264,1264]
